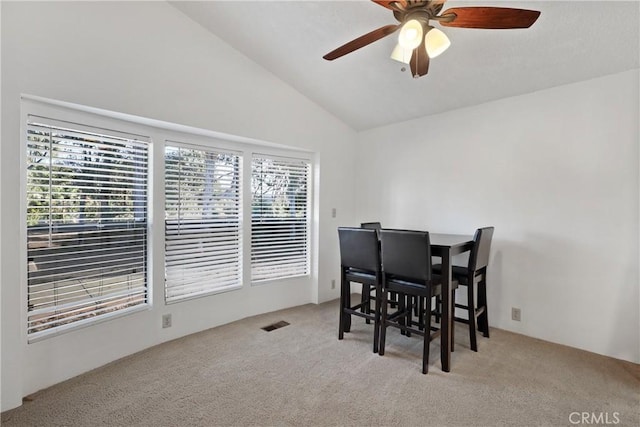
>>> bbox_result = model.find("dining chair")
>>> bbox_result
[433,226,495,352]
[337,227,382,353]
[378,229,457,374]
[360,222,381,318]
[360,222,402,313]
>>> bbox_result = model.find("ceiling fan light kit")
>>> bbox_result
[398,19,424,49]
[390,43,413,64]
[424,27,450,58]
[392,25,451,66]
[323,0,541,79]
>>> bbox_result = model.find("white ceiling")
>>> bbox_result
[171,1,640,131]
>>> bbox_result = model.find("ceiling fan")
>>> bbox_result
[323,0,541,78]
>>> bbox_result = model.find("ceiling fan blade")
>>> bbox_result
[371,1,408,11]
[409,42,429,78]
[439,7,541,29]
[323,24,400,61]
[431,0,448,7]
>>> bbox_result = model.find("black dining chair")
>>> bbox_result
[434,226,495,352]
[359,222,386,319]
[360,222,402,312]
[378,229,457,374]
[337,227,382,353]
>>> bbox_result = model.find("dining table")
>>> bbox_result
[429,233,474,372]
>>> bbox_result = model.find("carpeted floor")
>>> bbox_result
[2,298,639,426]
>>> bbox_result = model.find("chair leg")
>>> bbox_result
[434,295,441,323]
[379,286,389,356]
[422,294,432,374]
[390,291,397,308]
[373,283,381,353]
[477,278,490,338]
[467,283,478,352]
[339,274,346,340]
[396,294,407,335]
[403,295,412,338]
[363,284,371,324]
[451,290,455,352]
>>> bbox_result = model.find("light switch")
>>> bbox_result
[331,208,336,218]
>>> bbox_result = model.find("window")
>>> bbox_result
[164,143,242,302]
[26,117,148,339]
[23,97,316,345]
[251,155,311,282]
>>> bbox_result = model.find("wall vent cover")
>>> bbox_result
[261,320,290,332]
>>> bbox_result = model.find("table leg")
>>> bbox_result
[440,248,452,372]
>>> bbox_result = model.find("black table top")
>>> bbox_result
[429,233,474,247]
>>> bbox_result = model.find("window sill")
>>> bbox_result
[27,303,151,344]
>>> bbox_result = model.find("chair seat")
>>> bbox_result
[345,268,377,284]
[432,264,470,285]
[386,274,458,297]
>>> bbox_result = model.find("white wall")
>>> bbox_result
[356,69,640,363]
[1,1,356,411]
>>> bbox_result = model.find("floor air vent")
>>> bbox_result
[261,320,290,332]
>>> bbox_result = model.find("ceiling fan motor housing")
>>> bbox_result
[394,1,446,24]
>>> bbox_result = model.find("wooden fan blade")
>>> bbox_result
[431,0,448,7]
[323,24,399,60]
[409,42,429,78]
[371,1,408,10]
[439,7,541,29]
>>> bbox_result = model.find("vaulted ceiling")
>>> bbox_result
[172,1,640,131]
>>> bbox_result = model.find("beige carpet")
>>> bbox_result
[2,298,639,426]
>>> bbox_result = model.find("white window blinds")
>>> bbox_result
[251,155,310,282]
[26,117,148,339]
[164,144,242,302]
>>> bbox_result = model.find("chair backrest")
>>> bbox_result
[468,226,495,272]
[360,222,382,230]
[337,227,381,272]
[379,229,432,282]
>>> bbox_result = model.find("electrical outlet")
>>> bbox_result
[331,208,337,218]
[162,314,172,328]
[511,307,521,322]
[331,279,336,289]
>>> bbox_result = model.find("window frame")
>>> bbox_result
[250,153,313,285]
[21,103,153,343]
[163,140,243,303]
